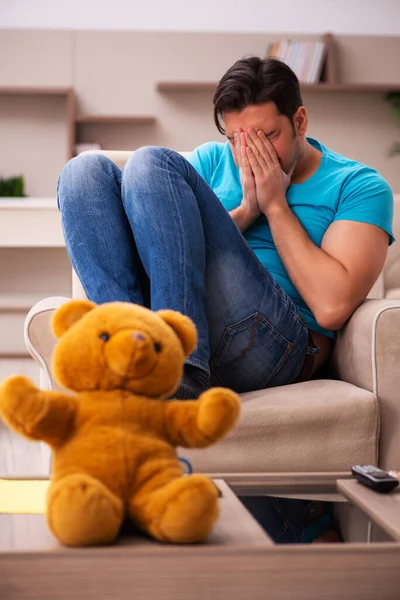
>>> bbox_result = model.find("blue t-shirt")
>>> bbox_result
[188,137,394,338]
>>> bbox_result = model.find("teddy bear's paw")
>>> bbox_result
[47,474,124,546]
[0,375,42,434]
[134,475,220,544]
[197,388,241,443]
[0,375,38,408]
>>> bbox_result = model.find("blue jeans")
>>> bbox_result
[57,146,314,393]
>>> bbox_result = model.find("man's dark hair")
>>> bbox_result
[213,56,303,135]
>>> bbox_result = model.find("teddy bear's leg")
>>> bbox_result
[128,474,219,543]
[47,473,124,546]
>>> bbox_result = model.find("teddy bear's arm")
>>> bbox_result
[163,388,241,448]
[0,375,76,447]
[163,401,210,448]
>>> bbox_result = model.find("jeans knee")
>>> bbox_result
[57,153,119,210]
[59,153,113,185]
[123,145,186,182]
[123,146,165,176]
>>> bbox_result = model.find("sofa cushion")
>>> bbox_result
[181,379,379,473]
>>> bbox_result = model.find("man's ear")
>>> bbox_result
[52,300,96,338]
[294,106,307,136]
[157,310,197,356]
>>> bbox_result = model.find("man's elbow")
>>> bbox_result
[314,303,354,332]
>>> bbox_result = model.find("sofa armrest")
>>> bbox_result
[24,296,71,391]
[330,299,400,469]
[367,272,384,299]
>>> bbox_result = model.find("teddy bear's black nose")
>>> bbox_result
[132,333,145,342]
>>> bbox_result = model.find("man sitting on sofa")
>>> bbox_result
[57,57,394,542]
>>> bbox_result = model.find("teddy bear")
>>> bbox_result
[0,300,241,547]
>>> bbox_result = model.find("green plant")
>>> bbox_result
[386,92,400,156]
[0,175,25,197]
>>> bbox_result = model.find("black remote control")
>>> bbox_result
[351,465,399,493]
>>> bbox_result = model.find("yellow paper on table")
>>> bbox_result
[0,479,49,514]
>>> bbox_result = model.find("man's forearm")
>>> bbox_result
[265,201,352,330]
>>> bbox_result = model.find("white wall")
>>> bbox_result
[1,0,400,35]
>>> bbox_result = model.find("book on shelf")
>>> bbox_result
[266,39,327,85]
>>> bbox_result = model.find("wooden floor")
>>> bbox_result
[0,358,51,476]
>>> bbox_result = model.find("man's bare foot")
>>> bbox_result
[312,528,342,543]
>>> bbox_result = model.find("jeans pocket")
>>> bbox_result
[210,312,293,393]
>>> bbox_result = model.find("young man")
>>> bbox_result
[57,57,394,543]
[58,57,393,400]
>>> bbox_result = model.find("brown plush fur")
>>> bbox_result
[0,301,240,546]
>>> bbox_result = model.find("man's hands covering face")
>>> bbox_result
[235,130,261,221]
[236,129,293,217]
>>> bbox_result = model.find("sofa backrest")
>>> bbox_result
[81,150,191,170]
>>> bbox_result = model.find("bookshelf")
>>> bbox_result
[0,87,156,166]
[75,115,156,124]
[3,73,399,175]
[156,34,400,95]
[0,86,76,161]
[74,115,158,156]
[2,32,400,167]
[0,87,71,95]
[0,196,69,356]
[157,81,400,94]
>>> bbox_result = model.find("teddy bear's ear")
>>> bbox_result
[157,310,197,356]
[52,300,97,338]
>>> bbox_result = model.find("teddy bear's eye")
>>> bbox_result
[99,332,111,342]
[153,342,162,353]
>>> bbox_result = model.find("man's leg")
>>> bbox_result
[121,146,309,392]
[57,153,150,307]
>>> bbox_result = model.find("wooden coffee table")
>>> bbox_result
[1,473,400,599]
[337,478,400,541]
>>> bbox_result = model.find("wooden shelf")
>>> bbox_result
[0,198,57,209]
[0,86,72,96]
[157,81,400,94]
[303,83,400,93]
[76,115,156,124]
[157,81,218,92]
[0,199,63,248]
[0,86,76,161]
[0,293,50,312]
